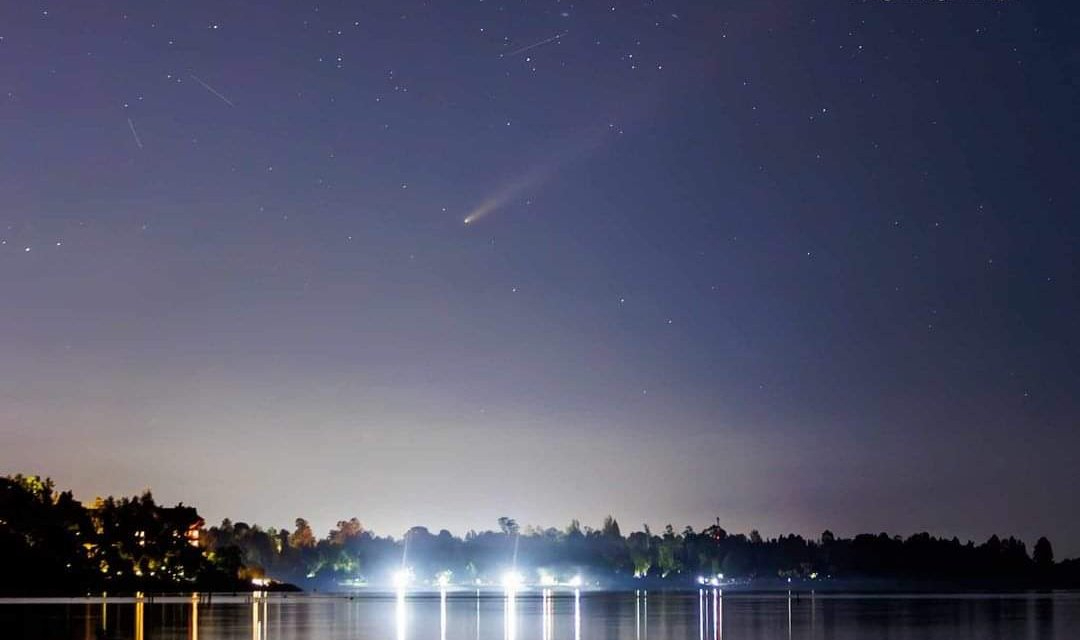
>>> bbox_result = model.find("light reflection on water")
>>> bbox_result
[1,589,1079,639]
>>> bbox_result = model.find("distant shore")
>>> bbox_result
[4,475,1078,598]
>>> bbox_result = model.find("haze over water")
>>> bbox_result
[3,591,1079,640]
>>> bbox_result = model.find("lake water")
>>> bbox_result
[2,590,1079,640]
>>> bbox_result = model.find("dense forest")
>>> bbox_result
[3,474,1078,595]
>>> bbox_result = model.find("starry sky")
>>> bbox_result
[2,1,1078,554]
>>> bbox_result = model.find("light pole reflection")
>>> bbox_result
[574,589,581,640]
[503,587,517,640]
[190,594,199,640]
[717,590,723,640]
[787,591,792,640]
[248,593,269,640]
[134,592,145,640]
[698,589,704,640]
[635,590,640,640]
[643,591,647,640]
[441,588,448,640]
[712,589,720,640]
[396,589,408,640]
[542,589,553,640]
[698,588,722,640]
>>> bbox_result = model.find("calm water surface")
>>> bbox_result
[2,590,1078,640]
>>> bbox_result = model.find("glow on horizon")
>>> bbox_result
[502,570,524,592]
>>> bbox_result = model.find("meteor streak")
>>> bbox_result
[189,74,235,106]
[502,32,567,58]
[127,118,143,149]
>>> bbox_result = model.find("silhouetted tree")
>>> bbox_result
[602,515,622,538]
[1034,537,1054,567]
[497,517,519,537]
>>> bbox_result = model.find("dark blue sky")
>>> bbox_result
[2,1,1078,554]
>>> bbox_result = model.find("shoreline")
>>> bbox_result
[2,586,1079,602]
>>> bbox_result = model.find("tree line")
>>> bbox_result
[0,475,247,594]
[2,474,1078,594]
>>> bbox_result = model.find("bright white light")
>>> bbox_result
[501,571,524,591]
[539,574,557,587]
[392,568,414,589]
[567,575,583,588]
[436,572,452,588]
[709,578,719,587]
[696,576,707,585]
[717,573,724,581]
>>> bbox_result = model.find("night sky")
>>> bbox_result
[2,1,1078,554]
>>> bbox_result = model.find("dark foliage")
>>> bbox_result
[0,475,250,595]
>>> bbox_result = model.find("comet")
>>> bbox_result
[462,167,548,225]
[461,126,610,226]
